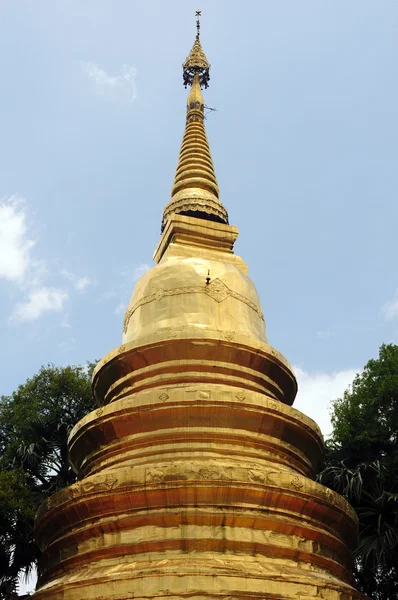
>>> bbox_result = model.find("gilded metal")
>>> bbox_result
[32,13,369,600]
[123,277,264,334]
[182,10,210,88]
[163,27,229,230]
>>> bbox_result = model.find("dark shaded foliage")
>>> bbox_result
[319,344,398,599]
[0,364,96,597]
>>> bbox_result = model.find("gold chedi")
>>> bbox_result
[33,13,368,600]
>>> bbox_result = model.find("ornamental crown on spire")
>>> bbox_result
[183,10,210,88]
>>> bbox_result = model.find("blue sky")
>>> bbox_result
[1,0,398,446]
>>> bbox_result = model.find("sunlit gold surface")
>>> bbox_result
[32,18,368,600]
[183,33,210,75]
[123,226,266,348]
[187,71,205,107]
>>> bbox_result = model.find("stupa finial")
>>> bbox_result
[161,10,228,231]
[183,9,210,89]
[195,9,201,37]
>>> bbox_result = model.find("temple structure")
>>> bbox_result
[33,13,368,600]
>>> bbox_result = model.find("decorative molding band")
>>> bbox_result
[123,278,264,333]
[162,196,228,228]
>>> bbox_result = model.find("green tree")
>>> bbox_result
[0,364,96,598]
[319,344,398,600]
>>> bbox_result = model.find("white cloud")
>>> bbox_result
[0,199,90,326]
[61,269,91,291]
[293,366,358,438]
[114,301,125,315]
[60,269,74,282]
[0,198,34,282]
[113,263,150,314]
[98,290,117,301]
[82,61,137,103]
[133,263,150,280]
[382,291,398,321]
[11,287,68,323]
[75,276,91,291]
[58,337,77,352]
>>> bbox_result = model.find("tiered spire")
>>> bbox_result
[162,10,228,231]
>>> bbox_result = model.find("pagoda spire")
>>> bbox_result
[162,10,228,231]
[31,13,368,600]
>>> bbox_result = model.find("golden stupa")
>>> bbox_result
[32,13,368,600]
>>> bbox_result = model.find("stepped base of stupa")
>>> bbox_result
[34,557,367,600]
[33,382,366,600]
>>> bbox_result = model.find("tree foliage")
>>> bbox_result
[0,364,96,598]
[319,344,398,600]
